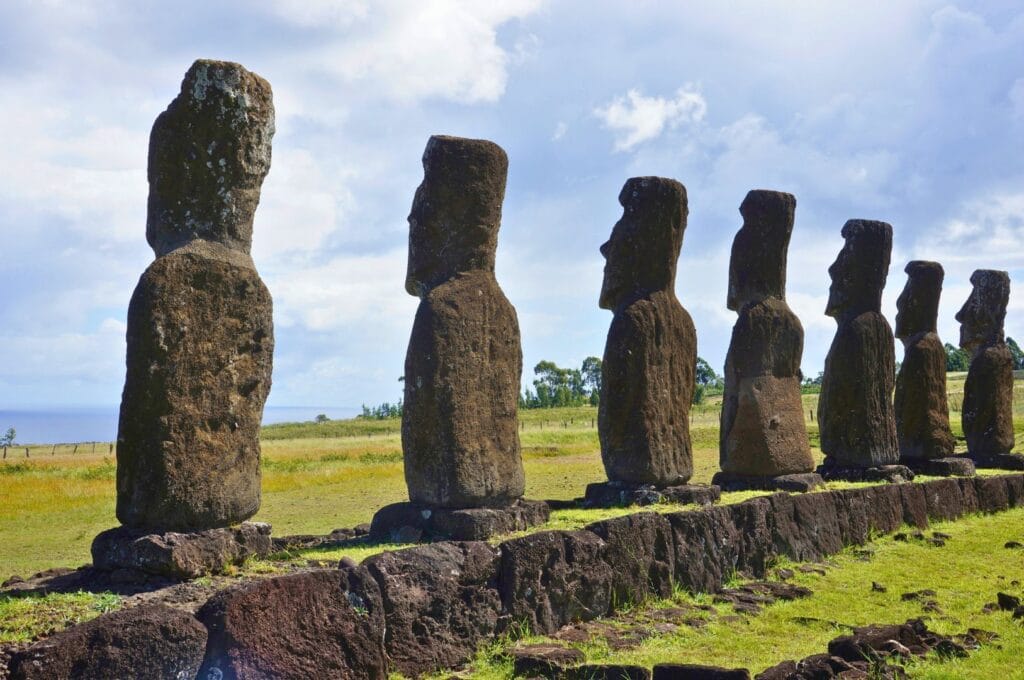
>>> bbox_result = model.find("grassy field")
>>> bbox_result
[1,373,1023,579]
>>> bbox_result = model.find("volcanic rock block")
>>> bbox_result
[401,135,525,509]
[958,270,1015,461]
[598,177,696,486]
[197,567,387,680]
[818,219,899,469]
[363,541,503,675]
[652,665,751,680]
[894,261,957,462]
[587,512,677,604]
[718,190,815,486]
[92,521,271,579]
[116,59,275,532]
[583,481,720,508]
[9,604,207,680]
[368,498,549,542]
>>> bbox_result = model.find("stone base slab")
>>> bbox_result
[583,482,720,508]
[817,464,915,484]
[903,457,976,477]
[711,472,824,493]
[91,522,272,579]
[369,499,550,542]
[971,453,1024,471]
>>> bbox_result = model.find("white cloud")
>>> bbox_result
[594,86,707,151]
[552,121,567,141]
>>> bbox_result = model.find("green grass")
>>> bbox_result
[440,508,1024,679]
[0,591,121,644]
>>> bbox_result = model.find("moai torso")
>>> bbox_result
[117,61,275,531]
[401,136,524,508]
[817,220,899,467]
[720,191,813,476]
[893,261,954,460]
[598,177,695,486]
[958,270,1014,457]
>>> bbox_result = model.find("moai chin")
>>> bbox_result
[717,190,815,485]
[817,220,900,470]
[894,261,956,461]
[958,269,1015,460]
[401,135,525,508]
[597,177,696,487]
[115,60,275,532]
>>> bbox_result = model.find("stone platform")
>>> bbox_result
[817,464,915,484]
[711,472,824,493]
[583,482,720,508]
[971,453,1024,471]
[903,456,976,477]
[369,499,550,542]
[91,522,272,579]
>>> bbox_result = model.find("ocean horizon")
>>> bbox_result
[0,406,362,445]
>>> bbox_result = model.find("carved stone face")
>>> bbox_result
[894,260,943,340]
[405,135,507,297]
[727,190,795,311]
[825,219,892,320]
[599,177,687,310]
[956,269,1009,352]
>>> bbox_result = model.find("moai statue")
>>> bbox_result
[92,60,275,576]
[370,136,548,540]
[712,190,820,492]
[958,270,1018,467]
[817,220,906,481]
[585,177,718,508]
[893,262,972,476]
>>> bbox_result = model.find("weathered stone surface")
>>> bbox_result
[818,220,899,468]
[894,261,955,461]
[711,472,823,493]
[402,136,524,508]
[198,567,386,680]
[147,60,274,257]
[666,503,760,593]
[599,177,695,486]
[511,644,585,678]
[652,664,751,680]
[499,530,612,634]
[117,59,275,533]
[958,269,1014,459]
[363,541,502,675]
[369,499,549,542]
[583,482,719,508]
[904,456,975,477]
[91,521,271,578]
[588,512,676,604]
[566,664,652,680]
[9,604,207,680]
[721,190,813,479]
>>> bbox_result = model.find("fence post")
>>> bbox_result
[2,446,6,459]
[109,443,114,453]
[25,447,30,458]
[73,444,78,454]
[52,444,56,456]
[92,442,96,453]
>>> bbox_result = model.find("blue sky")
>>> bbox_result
[1,0,1022,409]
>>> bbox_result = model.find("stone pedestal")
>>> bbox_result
[971,453,1024,471]
[91,522,272,579]
[369,499,549,542]
[816,464,914,484]
[903,457,976,477]
[711,471,824,493]
[582,481,720,508]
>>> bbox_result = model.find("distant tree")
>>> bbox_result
[0,427,13,447]
[692,383,706,405]
[315,414,330,424]
[1008,337,1024,370]
[801,371,824,388]
[581,356,603,395]
[944,343,971,372]
[695,357,721,387]
[521,357,603,409]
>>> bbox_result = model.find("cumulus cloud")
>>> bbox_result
[594,86,707,151]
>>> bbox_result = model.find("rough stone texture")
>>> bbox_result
[368,499,549,542]
[599,177,695,486]
[401,135,524,509]
[197,567,386,680]
[711,472,823,493]
[499,530,613,634]
[894,261,956,461]
[587,512,676,604]
[720,190,814,479]
[511,645,586,677]
[583,481,720,508]
[363,541,502,676]
[958,269,1015,460]
[91,521,271,578]
[9,604,207,680]
[117,59,275,532]
[818,220,899,468]
[904,456,975,477]
[567,665,652,680]
[652,665,751,680]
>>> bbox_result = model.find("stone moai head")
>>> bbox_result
[956,269,1010,353]
[405,135,508,297]
[825,219,892,321]
[146,59,275,257]
[895,260,943,340]
[727,190,796,310]
[599,177,688,311]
